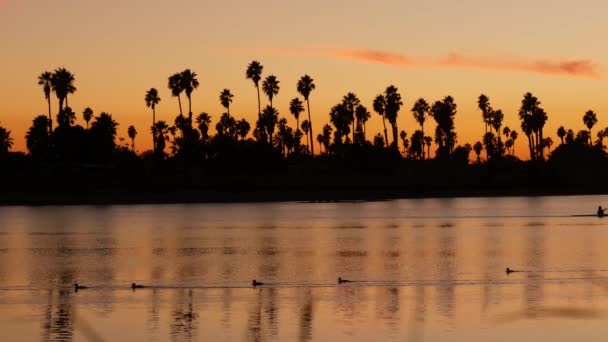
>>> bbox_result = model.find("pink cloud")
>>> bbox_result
[330,49,601,79]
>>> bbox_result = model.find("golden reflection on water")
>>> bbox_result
[1,196,608,341]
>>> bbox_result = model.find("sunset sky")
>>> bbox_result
[1,0,607,157]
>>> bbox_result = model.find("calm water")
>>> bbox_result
[1,196,608,341]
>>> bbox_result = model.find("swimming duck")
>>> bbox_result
[338,277,351,284]
[506,267,516,274]
[74,283,87,291]
[252,280,264,287]
[131,283,145,289]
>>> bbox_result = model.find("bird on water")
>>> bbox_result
[252,280,264,287]
[131,283,145,289]
[338,277,352,284]
[74,283,87,291]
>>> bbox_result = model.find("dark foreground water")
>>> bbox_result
[1,196,608,341]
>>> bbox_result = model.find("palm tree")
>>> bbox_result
[289,98,304,132]
[301,120,310,150]
[0,124,13,154]
[373,94,388,148]
[236,119,251,141]
[478,94,491,133]
[424,136,432,159]
[262,75,280,108]
[510,130,518,155]
[246,61,264,120]
[412,98,429,157]
[399,130,407,155]
[342,92,360,142]
[473,141,483,163]
[37,71,53,133]
[355,104,371,141]
[145,88,161,152]
[82,107,93,128]
[168,73,184,117]
[583,110,598,145]
[180,69,199,123]
[316,133,324,153]
[297,75,316,155]
[196,112,212,141]
[384,85,402,148]
[261,105,279,144]
[219,89,234,115]
[50,67,76,117]
[128,125,137,152]
[557,126,566,145]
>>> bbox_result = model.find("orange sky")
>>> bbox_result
[1,0,607,158]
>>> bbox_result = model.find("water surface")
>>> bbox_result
[1,195,608,341]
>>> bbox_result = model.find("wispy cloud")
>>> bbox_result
[331,49,602,79]
[249,48,601,79]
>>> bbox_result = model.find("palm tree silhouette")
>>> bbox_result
[195,112,212,141]
[82,107,93,129]
[236,119,251,141]
[37,71,53,133]
[373,94,388,148]
[301,120,310,150]
[246,61,264,120]
[262,75,280,108]
[297,75,316,155]
[180,69,199,124]
[342,92,360,142]
[128,125,137,152]
[355,104,370,141]
[583,110,598,145]
[473,141,482,163]
[510,130,518,155]
[145,88,161,152]
[557,126,566,145]
[261,106,279,144]
[478,94,492,134]
[412,98,430,157]
[424,136,432,159]
[0,124,13,154]
[384,85,402,148]
[50,68,76,117]
[219,89,234,115]
[168,73,184,117]
[289,98,304,133]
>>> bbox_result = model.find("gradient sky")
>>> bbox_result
[1,0,607,157]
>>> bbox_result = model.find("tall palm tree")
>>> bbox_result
[219,89,234,115]
[297,75,316,155]
[384,85,402,148]
[168,73,184,117]
[342,92,360,142]
[246,61,264,120]
[82,107,93,129]
[262,75,280,108]
[145,88,161,152]
[128,125,137,152]
[289,98,304,132]
[180,69,199,123]
[373,94,388,148]
[355,104,371,141]
[50,67,76,117]
[583,110,598,145]
[38,71,53,133]
[478,94,491,133]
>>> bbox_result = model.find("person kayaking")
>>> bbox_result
[598,206,605,217]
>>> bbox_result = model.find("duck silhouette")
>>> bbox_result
[131,283,145,289]
[74,283,88,291]
[252,280,264,287]
[506,267,517,274]
[338,277,352,284]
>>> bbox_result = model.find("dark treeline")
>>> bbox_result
[1,61,607,204]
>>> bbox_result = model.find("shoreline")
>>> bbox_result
[1,187,606,206]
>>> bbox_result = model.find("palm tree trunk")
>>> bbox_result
[152,107,156,154]
[47,97,52,134]
[306,99,314,156]
[392,124,398,149]
[65,95,69,109]
[177,95,183,117]
[527,134,534,160]
[187,95,192,125]
[256,86,261,120]
[381,117,388,148]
